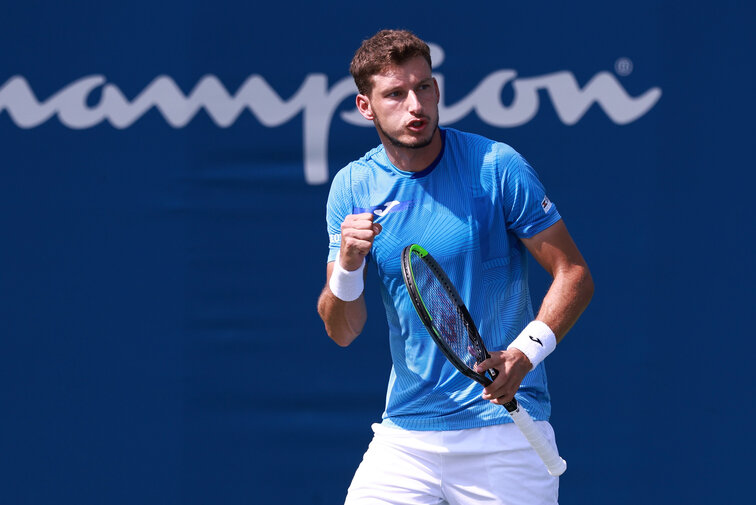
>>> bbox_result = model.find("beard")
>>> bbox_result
[374,114,439,149]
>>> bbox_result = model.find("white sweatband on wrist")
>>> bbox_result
[328,257,365,302]
[507,320,557,370]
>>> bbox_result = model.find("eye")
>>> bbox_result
[417,82,434,93]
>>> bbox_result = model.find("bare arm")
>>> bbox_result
[317,262,368,347]
[478,219,594,404]
[316,213,381,347]
[521,219,594,341]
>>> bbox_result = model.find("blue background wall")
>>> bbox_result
[1,1,754,503]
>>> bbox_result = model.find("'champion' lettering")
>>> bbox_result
[0,44,662,185]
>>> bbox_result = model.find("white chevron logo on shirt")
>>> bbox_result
[373,201,401,216]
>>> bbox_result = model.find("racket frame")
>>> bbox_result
[401,244,492,386]
[400,244,567,477]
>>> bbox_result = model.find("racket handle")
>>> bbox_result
[504,399,567,477]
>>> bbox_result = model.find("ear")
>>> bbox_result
[356,93,374,120]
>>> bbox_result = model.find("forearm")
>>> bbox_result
[317,287,367,346]
[535,263,593,341]
[318,213,381,346]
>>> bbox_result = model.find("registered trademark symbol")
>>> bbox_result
[615,57,633,76]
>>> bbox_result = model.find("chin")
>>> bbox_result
[397,127,437,149]
[407,131,436,149]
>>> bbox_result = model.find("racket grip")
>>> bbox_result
[505,400,567,477]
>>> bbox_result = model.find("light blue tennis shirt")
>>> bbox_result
[326,128,562,431]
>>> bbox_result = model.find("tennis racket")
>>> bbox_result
[400,244,567,477]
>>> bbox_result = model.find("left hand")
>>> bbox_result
[475,349,532,405]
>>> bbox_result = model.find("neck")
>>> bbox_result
[381,129,443,172]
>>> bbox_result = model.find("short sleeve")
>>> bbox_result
[500,151,561,238]
[325,166,353,263]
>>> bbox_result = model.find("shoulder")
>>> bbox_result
[328,143,388,212]
[443,128,519,164]
[442,128,524,184]
[331,144,386,188]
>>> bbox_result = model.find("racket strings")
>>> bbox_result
[411,254,481,370]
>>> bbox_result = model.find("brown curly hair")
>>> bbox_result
[349,29,432,96]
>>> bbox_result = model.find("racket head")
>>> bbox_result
[401,244,493,387]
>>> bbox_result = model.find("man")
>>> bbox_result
[317,29,593,505]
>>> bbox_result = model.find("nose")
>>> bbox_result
[407,91,423,114]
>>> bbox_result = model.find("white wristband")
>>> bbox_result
[328,257,365,302]
[507,320,557,370]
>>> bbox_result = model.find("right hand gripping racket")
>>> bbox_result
[401,244,567,477]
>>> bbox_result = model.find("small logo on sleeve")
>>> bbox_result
[541,196,553,213]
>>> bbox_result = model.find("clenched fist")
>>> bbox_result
[339,213,382,270]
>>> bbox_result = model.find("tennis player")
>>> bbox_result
[317,29,594,505]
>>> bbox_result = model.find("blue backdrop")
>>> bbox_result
[2,1,754,504]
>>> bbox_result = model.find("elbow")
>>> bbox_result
[317,287,366,347]
[562,262,594,308]
[581,266,595,305]
[317,304,361,347]
[325,325,360,347]
[331,333,356,347]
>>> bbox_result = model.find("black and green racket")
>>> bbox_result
[401,244,567,476]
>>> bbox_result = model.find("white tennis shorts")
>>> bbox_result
[344,421,560,505]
